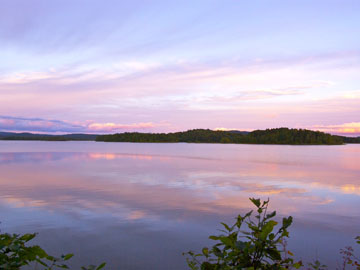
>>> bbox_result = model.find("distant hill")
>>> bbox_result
[96,128,347,145]
[0,132,97,141]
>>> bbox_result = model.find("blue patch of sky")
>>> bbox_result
[1,0,360,73]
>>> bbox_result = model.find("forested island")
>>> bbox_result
[96,128,360,145]
[1,128,359,145]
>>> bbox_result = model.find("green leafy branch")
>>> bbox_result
[184,198,302,270]
[0,232,105,270]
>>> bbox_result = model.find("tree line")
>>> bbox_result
[96,128,349,145]
[1,128,359,144]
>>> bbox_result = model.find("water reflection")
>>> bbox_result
[0,142,359,269]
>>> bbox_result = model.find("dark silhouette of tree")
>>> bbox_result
[96,128,345,145]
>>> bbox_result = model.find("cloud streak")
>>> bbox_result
[311,122,360,136]
[0,116,159,134]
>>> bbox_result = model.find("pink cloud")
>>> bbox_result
[311,122,360,136]
[0,118,15,125]
[87,122,155,132]
[0,51,359,133]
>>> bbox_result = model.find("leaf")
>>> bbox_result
[96,262,106,270]
[63,253,74,261]
[262,198,270,207]
[31,245,48,258]
[248,223,259,232]
[201,261,214,270]
[221,222,231,232]
[282,216,293,229]
[266,248,282,261]
[266,211,276,219]
[219,236,233,247]
[209,236,219,241]
[356,236,360,244]
[46,255,56,261]
[235,240,246,250]
[260,220,278,240]
[36,259,49,267]
[212,246,222,257]
[249,198,261,208]
[243,210,253,219]
[19,233,36,242]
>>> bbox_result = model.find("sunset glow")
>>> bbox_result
[1,1,359,135]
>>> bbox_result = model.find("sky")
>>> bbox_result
[0,0,360,136]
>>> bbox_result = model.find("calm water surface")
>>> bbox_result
[0,141,359,269]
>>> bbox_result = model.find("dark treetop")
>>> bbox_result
[1,128,359,145]
[95,128,356,145]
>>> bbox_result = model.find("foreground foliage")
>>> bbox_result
[0,232,105,270]
[1,198,359,269]
[184,198,302,269]
[339,237,360,270]
[184,198,360,270]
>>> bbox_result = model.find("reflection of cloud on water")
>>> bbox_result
[308,182,360,197]
[128,210,146,220]
[0,143,359,270]
[88,153,154,161]
[0,151,218,165]
[0,171,342,228]
[0,152,70,164]
[0,152,158,164]
[341,184,360,195]
[0,144,359,234]
[2,196,47,208]
[0,193,153,226]
[88,153,117,160]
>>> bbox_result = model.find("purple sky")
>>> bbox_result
[1,0,360,135]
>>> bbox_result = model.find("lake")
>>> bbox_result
[0,141,359,269]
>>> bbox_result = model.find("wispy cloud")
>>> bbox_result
[0,116,160,134]
[0,116,84,133]
[87,122,155,132]
[311,122,360,136]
